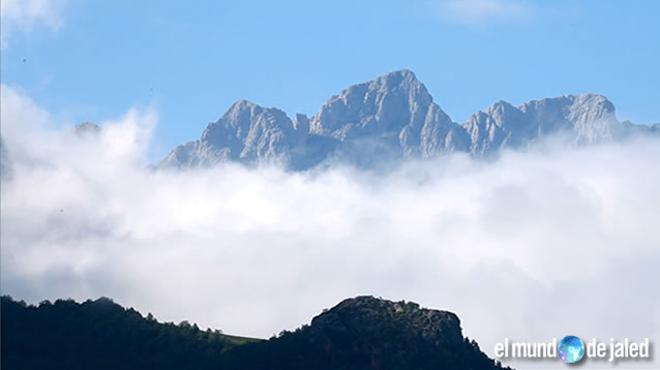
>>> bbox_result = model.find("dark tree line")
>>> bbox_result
[1,296,253,370]
[1,295,508,370]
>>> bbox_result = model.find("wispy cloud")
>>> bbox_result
[431,0,534,25]
[0,0,67,48]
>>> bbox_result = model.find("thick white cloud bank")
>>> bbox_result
[2,84,659,368]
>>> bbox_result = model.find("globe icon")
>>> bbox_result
[558,335,585,364]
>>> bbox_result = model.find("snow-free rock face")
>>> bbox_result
[159,70,655,170]
[308,69,467,163]
[463,94,621,154]
[161,100,301,168]
[160,70,466,170]
[519,94,619,144]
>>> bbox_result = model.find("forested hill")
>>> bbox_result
[1,295,509,370]
[1,296,257,370]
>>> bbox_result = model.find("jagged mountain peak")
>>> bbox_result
[526,93,613,107]
[229,98,258,108]
[382,68,417,79]
[489,100,517,113]
[216,99,291,128]
[159,98,297,169]
[223,99,286,115]
[481,100,522,124]
[569,93,613,105]
[222,99,259,117]
[368,68,424,90]
[343,69,423,93]
[479,93,614,118]
[309,69,436,137]
[519,93,616,121]
[158,71,653,170]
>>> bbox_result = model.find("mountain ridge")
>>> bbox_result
[156,69,655,170]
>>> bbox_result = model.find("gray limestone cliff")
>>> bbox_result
[159,70,656,170]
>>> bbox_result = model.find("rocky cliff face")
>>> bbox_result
[308,70,468,163]
[159,70,655,170]
[463,94,621,154]
[161,100,302,168]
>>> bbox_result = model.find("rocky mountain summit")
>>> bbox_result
[160,70,655,170]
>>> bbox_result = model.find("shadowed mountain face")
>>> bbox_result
[159,70,655,170]
[1,295,508,370]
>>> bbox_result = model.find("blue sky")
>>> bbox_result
[2,0,659,159]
